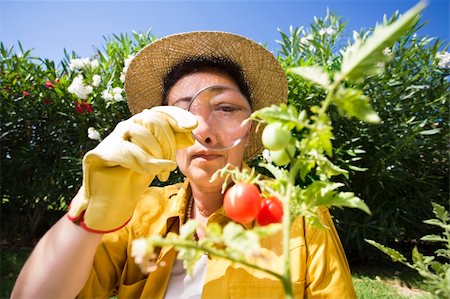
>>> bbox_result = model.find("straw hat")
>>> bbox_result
[124,31,288,160]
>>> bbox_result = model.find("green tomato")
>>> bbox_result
[262,123,291,151]
[270,145,295,166]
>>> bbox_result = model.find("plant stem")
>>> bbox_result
[318,82,337,116]
[148,239,286,282]
[279,157,305,299]
[281,180,294,298]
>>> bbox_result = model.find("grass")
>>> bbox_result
[0,247,31,298]
[352,264,426,299]
[354,276,406,299]
[1,247,427,298]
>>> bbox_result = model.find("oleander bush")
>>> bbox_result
[0,32,152,245]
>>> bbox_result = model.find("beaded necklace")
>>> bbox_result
[186,195,195,220]
[186,195,199,241]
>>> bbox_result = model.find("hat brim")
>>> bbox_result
[125,31,288,160]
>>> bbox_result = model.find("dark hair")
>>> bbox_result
[162,56,251,106]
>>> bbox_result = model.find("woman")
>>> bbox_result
[12,31,356,298]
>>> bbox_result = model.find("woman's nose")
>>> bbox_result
[193,116,220,147]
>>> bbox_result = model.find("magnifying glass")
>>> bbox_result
[187,85,252,150]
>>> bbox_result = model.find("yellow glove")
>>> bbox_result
[67,106,197,233]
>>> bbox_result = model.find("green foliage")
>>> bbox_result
[277,2,449,259]
[132,220,282,278]
[0,31,155,245]
[0,248,30,298]
[367,202,450,299]
[337,2,425,82]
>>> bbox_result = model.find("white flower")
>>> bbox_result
[69,57,99,70]
[383,47,392,57]
[101,89,113,101]
[120,55,135,83]
[90,59,99,69]
[319,27,335,36]
[112,87,122,95]
[436,51,450,69]
[112,87,124,102]
[92,74,101,87]
[326,27,336,35]
[300,34,313,45]
[85,85,93,94]
[68,75,93,99]
[87,127,101,141]
[69,58,90,70]
[102,86,125,102]
[124,55,134,69]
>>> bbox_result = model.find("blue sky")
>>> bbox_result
[1,0,449,63]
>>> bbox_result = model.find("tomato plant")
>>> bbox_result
[270,144,296,166]
[224,182,261,224]
[262,122,291,150]
[257,197,283,226]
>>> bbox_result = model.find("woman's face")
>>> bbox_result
[167,70,250,190]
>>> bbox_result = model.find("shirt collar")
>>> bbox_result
[166,162,255,230]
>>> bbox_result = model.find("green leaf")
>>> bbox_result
[421,234,447,243]
[205,222,222,239]
[316,156,348,179]
[326,191,371,215]
[259,162,288,182]
[348,165,368,172]
[222,222,261,259]
[419,128,441,135]
[412,246,424,265]
[334,87,381,124]
[366,239,407,263]
[435,249,450,259]
[289,66,331,88]
[307,115,334,156]
[424,219,450,230]
[251,104,299,125]
[178,245,204,276]
[431,202,449,222]
[337,1,426,82]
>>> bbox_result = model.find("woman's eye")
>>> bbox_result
[218,105,238,112]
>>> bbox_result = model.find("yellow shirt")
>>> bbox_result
[78,180,357,299]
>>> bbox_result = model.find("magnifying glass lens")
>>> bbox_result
[188,85,252,150]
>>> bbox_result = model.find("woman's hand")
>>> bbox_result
[68,106,197,233]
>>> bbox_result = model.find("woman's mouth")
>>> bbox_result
[192,152,223,161]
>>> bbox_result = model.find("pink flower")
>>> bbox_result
[74,100,83,113]
[83,101,93,113]
[45,81,54,89]
[74,99,93,114]
[43,98,51,105]
[22,91,30,97]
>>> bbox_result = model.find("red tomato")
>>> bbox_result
[257,197,283,226]
[224,182,261,224]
